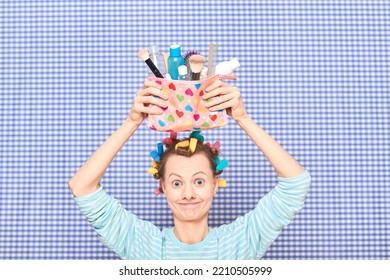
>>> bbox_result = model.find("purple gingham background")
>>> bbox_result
[1,0,389,259]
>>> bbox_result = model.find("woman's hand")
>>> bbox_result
[128,80,168,125]
[203,79,249,122]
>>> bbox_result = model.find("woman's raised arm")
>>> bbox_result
[204,79,304,178]
[68,81,167,197]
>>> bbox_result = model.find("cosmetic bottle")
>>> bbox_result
[167,45,185,80]
[200,66,208,79]
[147,45,166,77]
[215,58,240,75]
[178,65,188,80]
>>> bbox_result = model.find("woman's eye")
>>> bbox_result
[172,181,182,187]
[195,179,205,186]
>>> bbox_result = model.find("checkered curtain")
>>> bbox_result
[1,0,389,259]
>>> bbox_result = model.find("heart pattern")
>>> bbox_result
[176,94,184,102]
[185,105,193,112]
[162,86,169,96]
[185,89,193,96]
[169,83,176,90]
[147,79,229,132]
[199,106,207,113]
[176,110,184,118]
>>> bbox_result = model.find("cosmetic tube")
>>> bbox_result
[215,58,240,75]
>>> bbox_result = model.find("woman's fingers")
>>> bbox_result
[205,92,235,108]
[143,80,162,90]
[203,83,246,119]
[204,82,236,99]
[204,85,240,105]
[207,97,240,112]
[128,81,165,123]
[203,86,237,101]
[133,101,163,115]
[205,79,224,93]
[138,80,168,101]
[135,95,167,109]
[137,86,167,100]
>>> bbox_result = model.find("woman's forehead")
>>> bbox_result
[165,153,213,176]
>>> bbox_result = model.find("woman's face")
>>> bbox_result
[160,153,218,223]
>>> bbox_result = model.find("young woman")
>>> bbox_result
[68,78,311,259]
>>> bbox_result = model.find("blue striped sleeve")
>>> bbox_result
[73,186,162,259]
[248,170,311,258]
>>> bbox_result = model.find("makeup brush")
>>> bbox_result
[189,54,205,80]
[183,49,201,62]
[183,49,201,78]
[138,49,164,78]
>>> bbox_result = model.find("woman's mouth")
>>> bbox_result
[179,202,201,207]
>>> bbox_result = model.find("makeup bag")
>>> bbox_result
[146,75,236,132]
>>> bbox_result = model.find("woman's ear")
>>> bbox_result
[213,176,219,195]
[159,180,165,193]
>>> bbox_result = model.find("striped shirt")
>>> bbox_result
[74,170,311,260]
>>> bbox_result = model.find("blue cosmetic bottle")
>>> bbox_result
[167,45,185,80]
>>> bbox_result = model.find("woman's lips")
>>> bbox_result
[179,202,201,207]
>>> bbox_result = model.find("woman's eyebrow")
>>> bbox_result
[192,171,207,177]
[168,173,183,179]
[168,171,207,179]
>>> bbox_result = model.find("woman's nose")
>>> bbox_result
[183,184,196,200]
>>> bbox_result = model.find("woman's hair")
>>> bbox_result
[156,137,222,179]
[148,131,228,195]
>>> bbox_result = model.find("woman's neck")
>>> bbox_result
[173,219,209,245]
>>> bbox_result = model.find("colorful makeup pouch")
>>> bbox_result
[146,75,236,132]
